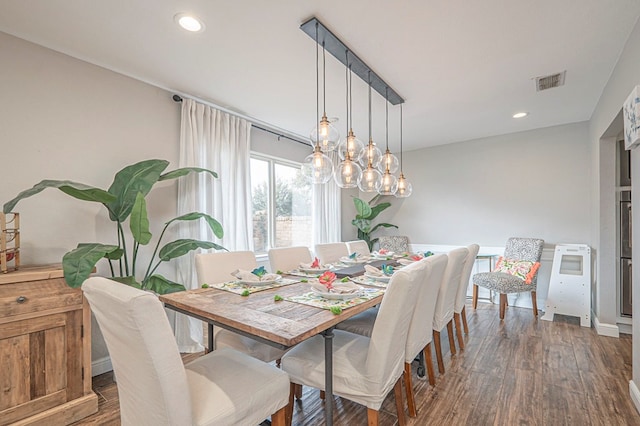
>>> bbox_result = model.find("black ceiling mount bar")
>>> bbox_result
[300,17,404,105]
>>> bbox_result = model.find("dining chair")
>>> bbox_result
[82,277,290,426]
[336,254,449,417]
[378,235,410,253]
[268,246,312,273]
[195,251,286,363]
[472,237,544,320]
[432,247,469,375]
[453,244,480,350]
[346,239,371,256]
[281,257,426,425]
[314,242,349,264]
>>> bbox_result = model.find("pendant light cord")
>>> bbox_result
[349,64,353,131]
[322,42,327,115]
[385,87,389,151]
[315,22,319,148]
[345,49,349,136]
[400,103,403,173]
[368,71,373,168]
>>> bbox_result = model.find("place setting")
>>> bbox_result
[286,257,334,278]
[207,266,300,295]
[350,264,396,288]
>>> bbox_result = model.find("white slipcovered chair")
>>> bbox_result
[281,258,426,425]
[268,246,313,273]
[346,240,371,256]
[195,251,286,363]
[453,244,480,350]
[432,247,469,375]
[82,277,290,426]
[335,254,449,417]
[314,242,349,264]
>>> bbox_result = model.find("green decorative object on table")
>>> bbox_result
[3,159,226,294]
[352,195,398,251]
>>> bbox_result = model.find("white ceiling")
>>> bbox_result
[1,0,639,151]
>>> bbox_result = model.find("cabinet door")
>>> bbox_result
[0,309,83,425]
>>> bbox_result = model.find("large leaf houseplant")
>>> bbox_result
[352,195,398,251]
[3,159,225,294]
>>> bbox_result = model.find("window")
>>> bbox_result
[250,155,312,253]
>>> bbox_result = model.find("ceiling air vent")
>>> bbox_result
[535,71,566,91]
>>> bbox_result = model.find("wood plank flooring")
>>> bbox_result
[73,302,637,425]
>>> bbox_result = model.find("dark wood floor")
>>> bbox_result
[73,302,638,425]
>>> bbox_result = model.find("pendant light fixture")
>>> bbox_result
[394,103,412,197]
[309,40,340,152]
[337,52,364,164]
[302,22,334,184]
[378,88,398,195]
[358,72,382,192]
[335,51,363,188]
[378,88,399,175]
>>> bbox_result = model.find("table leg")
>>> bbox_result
[322,328,334,426]
[208,323,214,353]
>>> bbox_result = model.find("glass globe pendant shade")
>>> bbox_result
[309,113,340,152]
[378,149,399,174]
[302,147,334,184]
[334,158,363,188]
[394,173,413,198]
[359,142,382,168]
[358,165,382,192]
[338,129,364,162]
[378,170,398,195]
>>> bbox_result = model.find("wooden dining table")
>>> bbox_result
[159,270,385,426]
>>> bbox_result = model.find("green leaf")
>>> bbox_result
[370,223,399,233]
[167,212,224,239]
[110,276,142,289]
[106,159,169,222]
[368,202,392,221]
[62,243,119,288]
[159,167,218,181]
[3,179,115,213]
[130,192,152,245]
[158,239,225,261]
[353,197,372,219]
[143,275,186,294]
[103,248,124,260]
[352,218,372,234]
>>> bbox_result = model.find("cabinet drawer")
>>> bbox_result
[0,278,83,319]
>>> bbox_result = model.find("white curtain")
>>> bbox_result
[174,98,252,352]
[312,151,342,245]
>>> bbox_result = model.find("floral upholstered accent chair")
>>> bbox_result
[378,235,410,253]
[472,237,544,320]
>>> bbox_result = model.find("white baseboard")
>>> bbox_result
[630,380,640,414]
[92,356,113,377]
[593,315,620,338]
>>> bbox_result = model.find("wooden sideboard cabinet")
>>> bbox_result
[0,265,98,425]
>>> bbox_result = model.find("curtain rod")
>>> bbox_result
[172,95,310,147]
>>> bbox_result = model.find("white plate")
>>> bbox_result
[364,272,391,282]
[310,283,363,300]
[298,267,330,274]
[237,275,282,286]
[340,257,367,264]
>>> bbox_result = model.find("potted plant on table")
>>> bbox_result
[3,159,225,294]
[351,195,397,251]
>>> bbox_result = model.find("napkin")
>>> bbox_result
[232,269,279,282]
[397,258,414,266]
[300,257,325,269]
[364,264,386,277]
[373,250,394,257]
[311,282,359,294]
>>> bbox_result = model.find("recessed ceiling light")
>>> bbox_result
[512,112,528,119]
[174,13,205,32]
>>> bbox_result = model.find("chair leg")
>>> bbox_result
[499,293,507,320]
[461,305,469,334]
[433,330,445,374]
[394,376,406,426]
[294,384,302,400]
[447,320,456,356]
[272,405,287,426]
[367,408,379,425]
[320,390,325,400]
[531,291,538,317]
[472,284,479,309]
[285,382,295,426]
[424,342,436,386]
[454,313,465,351]
[404,362,417,417]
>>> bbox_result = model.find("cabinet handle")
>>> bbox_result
[16,296,27,303]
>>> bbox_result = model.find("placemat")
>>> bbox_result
[349,275,390,288]
[285,287,385,310]
[210,278,300,295]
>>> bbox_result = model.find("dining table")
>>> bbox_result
[159,260,394,426]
